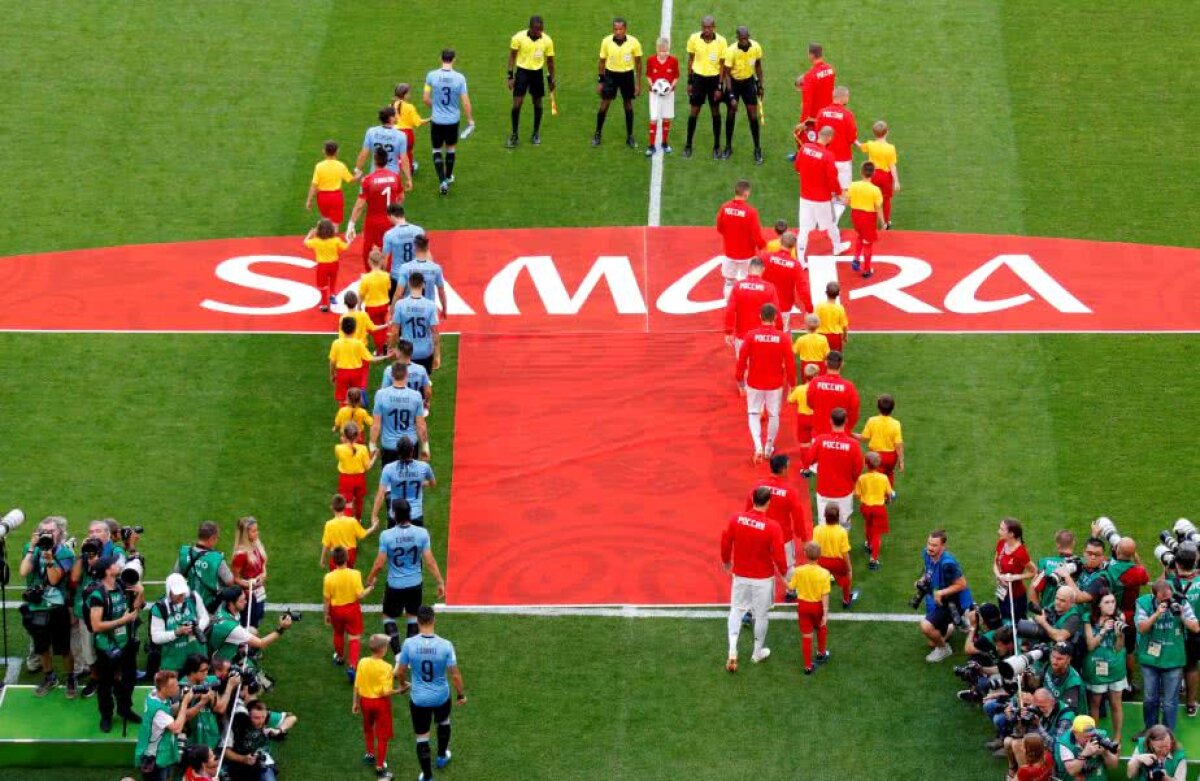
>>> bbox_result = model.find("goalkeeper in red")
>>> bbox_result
[644,38,679,157]
[736,303,795,462]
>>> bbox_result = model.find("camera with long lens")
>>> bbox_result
[1043,555,1084,587]
[0,509,26,540]
[1156,543,1178,569]
[180,681,212,697]
[80,537,102,559]
[35,533,55,551]
[1174,519,1200,545]
[120,555,144,588]
[999,646,1049,681]
[181,620,208,646]
[953,660,983,683]
[1090,733,1119,753]
[383,618,403,654]
[1095,517,1121,548]
[1159,594,1185,617]
[119,525,144,543]
[909,572,933,609]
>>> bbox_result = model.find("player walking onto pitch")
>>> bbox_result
[724,258,781,364]
[396,605,466,781]
[735,303,795,462]
[719,26,764,164]
[716,179,766,297]
[506,15,556,148]
[348,148,410,271]
[356,106,414,188]
[794,126,850,256]
[721,487,788,672]
[644,38,678,157]
[366,498,445,640]
[593,17,643,148]
[424,49,475,196]
[816,86,858,221]
[682,16,726,159]
[794,42,836,148]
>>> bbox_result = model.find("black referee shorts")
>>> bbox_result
[688,74,722,107]
[383,584,423,619]
[725,77,759,106]
[430,122,460,149]
[409,698,452,734]
[601,71,636,101]
[513,67,545,98]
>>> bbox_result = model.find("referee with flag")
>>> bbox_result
[506,15,555,148]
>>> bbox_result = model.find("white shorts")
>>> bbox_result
[816,493,855,529]
[798,198,838,234]
[71,618,95,667]
[835,161,853,191]
[649,91,675,122]
[730,576,774,619]
[746,387,783,416]
[721,256,752,281]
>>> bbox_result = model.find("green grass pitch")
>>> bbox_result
[0,1,1197,780]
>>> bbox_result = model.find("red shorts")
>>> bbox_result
[316,190,345,224]
[316,261,339,294]
[358,364,371,392]
[334,367,362,402]
[795,412,813,445]
[851,209,878,243]
[402,128,416,163]
[338,469,366,501]
[359,696,394,741]
[330,601,364,636]
[877,451,898,483]
[861,503,889,534]
[818,556,849,578]
[362,220,390,267]
[822,333,844,353]
[328,547,358,570]
[871,168,894,199]
[796,599,825,633]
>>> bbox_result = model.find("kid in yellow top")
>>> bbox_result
[814,281,849,352]
[855,394,905,487]
[306,218,349,311]
[319,494,379,569]
[334,421,376,519]
[334,387,372,441]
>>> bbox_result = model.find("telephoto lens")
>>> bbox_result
[0,509,25,539]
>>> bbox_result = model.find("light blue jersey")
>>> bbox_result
[425,68,468,125]
[392,297,439,360]
[362,125,408,172]
[379,523,431,589]
[381,223,424,278]
[373,386,426,448]
[400,633,457,707]
[396,258,445,300]
[381,362,431,396]
[380,459,435,520]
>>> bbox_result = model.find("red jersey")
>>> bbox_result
[746,475,805,541]
[720,509,786,579]
[646,54,680,85]
[995,541,1031,599]
[715,198,766,260]
[735,326,796,390]
[794,142,842,202]
[357,169,403,226]
[760,251,808,313]
[805,372,860,437]
[803,431,863,497]
[724,277,781,338]
[816,104,857,162]
[800,59,836,121]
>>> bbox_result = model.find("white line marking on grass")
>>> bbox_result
[2,328,1195,337]
[646,0,673,227]
[3,659,20,685]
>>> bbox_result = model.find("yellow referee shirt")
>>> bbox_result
[686,32,727,76]
[861,140,897,172]
[814,523,850,559]
[324,566,364,607]
[793,332,831,362]
[815,301,848,335]
[855,471,891,507]
[847,180,883,212]
[511,30,555,71]
[312,159,354,191]
[723,41,763,81]
[322,514,369,550]
[599,35,642,73]
[354,656,394,698]
[788,563,832,602]
[861,414,903,452]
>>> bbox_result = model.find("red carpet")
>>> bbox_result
[447,331,807,606]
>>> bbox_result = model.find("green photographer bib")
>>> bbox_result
[1106,559,1136,603]
[134,694,181,770]
[151,597,204,672]
[207,608,244,663]
[176,545,225,605]
[1037,555,1067,606]
[1131,737,1185,779]
[1136,594,1187,668]
[88,585,129,653]
[1083,623,1127,685]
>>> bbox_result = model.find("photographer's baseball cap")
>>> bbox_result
[216,586,243,605]
[90,554,118,579]
[165,573,190,597]
[1072,715,1097,733]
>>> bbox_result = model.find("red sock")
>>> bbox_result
[377,737,389,768]
[333,630,345,658]
[853,235,863,261]
[882,197,892,222]
[362,715,374,753]
[801,634,813,667]
[348,636,362,668]
[817,625,827,653]
[649,121,657,148]
[838,576,852,603]
[662,119,671,145]
[862,242,874,274]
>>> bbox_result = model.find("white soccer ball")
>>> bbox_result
[651,79,671,96]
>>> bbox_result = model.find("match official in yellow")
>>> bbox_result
[720,26,764,163]
[683,15,727,158]
[507,15,555,148]
[593,17,643,148]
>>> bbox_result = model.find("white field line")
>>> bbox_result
[1,328,1194,337]
[645,0,673,227]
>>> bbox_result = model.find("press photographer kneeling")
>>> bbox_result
[86,554,145,732]
[206,587,293,675]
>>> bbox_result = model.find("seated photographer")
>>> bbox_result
[223,700,280,781]
[1164,542,1200,716]
[918,529,974,663]
[87,554,145,732]
[1026,585,1082,647]
[70,519,126,698]
[1032,529,1077,611]
[1056,714,1119,780]
[134,670,196,781]
[1038,642,1086,716]
[1001,688,1075,768]
[1126,724,1186,781]
[181,653,233,750]
[19,516,76,697]
[206,587,293,669]
[1135,579,1199,731]
[180,743,221,781]
[150,574,211,674]
[1082,592,1127,745]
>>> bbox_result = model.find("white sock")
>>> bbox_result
[748,413,762,451]
[829,223,842,249]
[765,412,780,448]
[723,278,736,299]
[753,614,769,653]
[833,202,846,222]
[727,610,743,656]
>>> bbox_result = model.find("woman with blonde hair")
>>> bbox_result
[230,516,268,628]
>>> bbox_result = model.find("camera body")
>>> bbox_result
[180,682,211,697]
[120,525,144,543]
[35,533,55,551]
[909,572,933,609]
[23,586,45,605]
[1160,595,1185,617]
[80,537,102,559]
[280,608,303,623]
[1091,733,1119,753]
[1044,555,1083,587]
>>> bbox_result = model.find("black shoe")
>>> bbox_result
[439,180,450,196]
[753,148,763,165]
[683,145,693,158]
[957,689,981,703]
[868,559,881,571]
[626,135,637,149]
[118,709,142,725]
[851,260,861,272]
[862,271,874,279]
[885,221,893,230]
[784,589,797,603]
[591,133,601,147]
[65,674,77,699]
[531,132,541,146]
[35,674,57,697]
[505,134,518,148]
[721,147,732,159]
[1188,704,1199,718]
[803,666,814,675]
[81,680,97,699]
[815,650,831,664]
[99,715,113,733]
[712,147,721,160]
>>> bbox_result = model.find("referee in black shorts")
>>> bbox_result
[720,26,765,163]
[683,15,727,159]
[506,16,556,147]
[593,17,643,148]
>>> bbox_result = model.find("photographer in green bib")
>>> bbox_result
[86,554,145,733]
[70,519,125,698]
[1135,579,1200,732]
[1081,592,1128,746]
[180,653,232,751]
[18,516,77,697]
[1127,724,1187,781]
[134,669,195,781]
[1055,714,1119,780]
[148,574,211,675]
[207,587,292,676]
[174,522,235,613]
[1165,541,1200,716]
[1031,529,1076,610]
